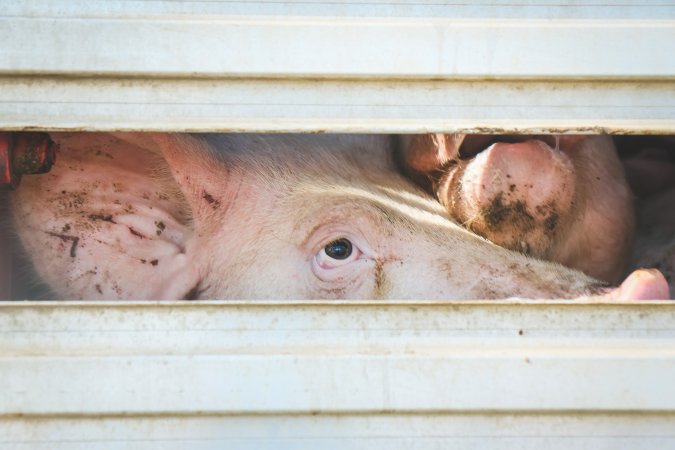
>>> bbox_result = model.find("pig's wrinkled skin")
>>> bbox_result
[8,133,668,301]
[399,134,635,284]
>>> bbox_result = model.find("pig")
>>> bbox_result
[7,132,669,301]
[398,134,635,284]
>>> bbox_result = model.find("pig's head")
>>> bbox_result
[400,134,635,284]
[9,133,668,300]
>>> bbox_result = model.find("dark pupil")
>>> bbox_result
[325,239,353,260]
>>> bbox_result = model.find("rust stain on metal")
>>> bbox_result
[0,132,56,191]
[12,133,56,175]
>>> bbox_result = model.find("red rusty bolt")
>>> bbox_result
[0,133,20,191]
[0,132,56,191]
[12,133,56,175]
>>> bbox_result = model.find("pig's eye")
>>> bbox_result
[316,238,361,269]
[325,238,352,259]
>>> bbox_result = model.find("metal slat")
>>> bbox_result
[2,1,674,447]
[3,414,675,450]
[1,77,673,133]
[1,302,675,415]
[2,16,673,79]
[2,301,675,447]
[0,0,673,132]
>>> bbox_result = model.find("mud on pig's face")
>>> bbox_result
[400,134,635,284]
[9,133,666,300]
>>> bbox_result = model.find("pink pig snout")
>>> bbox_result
[451,139,576,257]
[460,139,576,223]
[600,269,670,301]
[427,135,635,283]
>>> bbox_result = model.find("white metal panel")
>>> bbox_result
[1,77,673,133]
[4,0,675,20]
[3,415,675,450]
[2,1,675,447]
[3,15,673,79]
[1,301,675,447]
[1,0,674,79]
[0,0,673,132]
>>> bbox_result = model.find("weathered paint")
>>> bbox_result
[3,414,675,449]
[1,0,674,447]
[2,4,673,78]
[1,301,675,447]
[0,77,673,133]
[0,0,673,133]
[4,0,675,20]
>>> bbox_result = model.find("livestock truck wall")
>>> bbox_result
[1,1,674,448]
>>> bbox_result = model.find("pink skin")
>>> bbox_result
[606,269,669,301]
[402,134,635,284]
[8,132,669,301]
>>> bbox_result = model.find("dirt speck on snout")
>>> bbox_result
[535,203,560,234]
[545,213,559,232]
[483,193,534,232]
[477,194,564,257]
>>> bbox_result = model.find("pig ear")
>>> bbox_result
[123,133,234,227]
[12,132,203,300]
[154,134,231,223]
[398,134,463,174]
